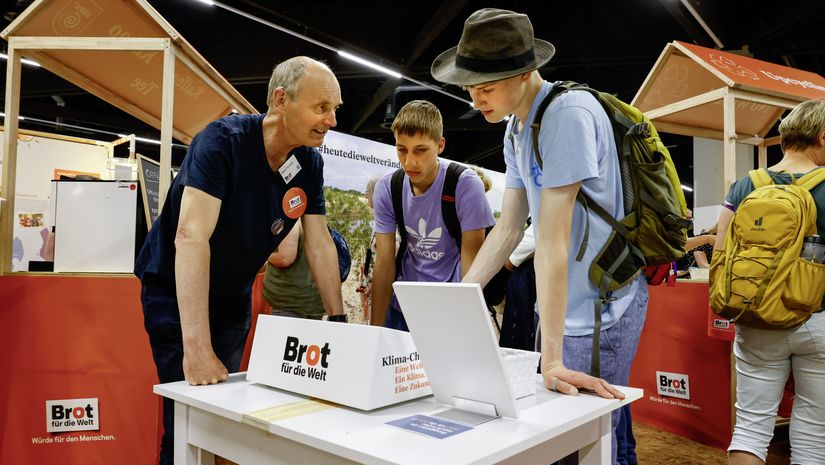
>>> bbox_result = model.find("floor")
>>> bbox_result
[635,421,791,465]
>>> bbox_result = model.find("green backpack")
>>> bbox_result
[518,81,692,376]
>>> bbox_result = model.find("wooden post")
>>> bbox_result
[758,142,768,169]
[722,88,737,193]
[0,44,22,274]
[158,39,175,210]
[642,88,725,120]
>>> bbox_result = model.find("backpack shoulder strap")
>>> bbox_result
[530,81,578,170]
[749,168,774,189]
[796,167,825,191]
[441,162,467,248]
[390,168,407,273]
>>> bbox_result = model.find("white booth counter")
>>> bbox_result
[155,373,641,465]
[157,284,642,464]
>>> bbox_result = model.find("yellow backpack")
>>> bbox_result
[709,168,825,329]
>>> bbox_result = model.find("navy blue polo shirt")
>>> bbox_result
[135,113,326,323]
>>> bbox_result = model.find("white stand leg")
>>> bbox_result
[579,413,611,465]
[174,402,200,465]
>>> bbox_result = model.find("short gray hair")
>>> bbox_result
[779,99,825,152]
[266,56,327,108]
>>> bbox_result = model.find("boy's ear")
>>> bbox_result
[437,137,446,154]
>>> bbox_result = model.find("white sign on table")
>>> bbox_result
[247,315,432,410]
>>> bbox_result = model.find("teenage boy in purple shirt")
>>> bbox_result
[370,100,495,330]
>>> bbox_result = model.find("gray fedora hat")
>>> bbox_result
[431,8,555,86]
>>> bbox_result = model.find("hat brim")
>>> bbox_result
[430,39,556,87]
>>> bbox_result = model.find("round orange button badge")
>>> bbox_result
[282,187,308,219]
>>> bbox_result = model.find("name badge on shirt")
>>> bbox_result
[278,154,302,184]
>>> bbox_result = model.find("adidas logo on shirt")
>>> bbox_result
[405,218,445,260]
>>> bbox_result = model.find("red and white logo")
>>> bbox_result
[656,371,691,400]
[282,187,307,219]
[712,318,731,329]
[46,398,99,432]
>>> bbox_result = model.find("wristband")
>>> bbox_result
[327,314,348,323]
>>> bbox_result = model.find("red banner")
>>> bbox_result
[0,276,160,465]
[630,281,732,449]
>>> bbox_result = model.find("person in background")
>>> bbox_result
[467,165,513,331]
[357,176,381,320]
[470,165,494,193]
[263,218,350,319]
[676,224,717,276]
[370,100,495,330]
[134,56,346,465]
[688,225,717,268]
[715,99,825,465]
[498,226,537,350]
[431,9,647,464]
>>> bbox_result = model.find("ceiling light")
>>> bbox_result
[118,134,162,145]
[338,51,401,79]
[191,1,472,105]
[0,52,41,67]
[193,0,215,5]
[681,184,693,192]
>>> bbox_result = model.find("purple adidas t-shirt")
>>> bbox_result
[374,160,495,308]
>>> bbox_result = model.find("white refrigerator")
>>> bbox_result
[51,180,138,273]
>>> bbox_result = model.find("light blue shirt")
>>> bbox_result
[504,81,642,336]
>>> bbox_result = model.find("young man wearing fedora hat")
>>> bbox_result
[432,8,647,465]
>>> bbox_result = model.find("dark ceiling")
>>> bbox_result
[2,0,825,189]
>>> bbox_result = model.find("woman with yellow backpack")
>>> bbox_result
[711,99,825,465]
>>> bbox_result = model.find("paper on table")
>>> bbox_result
[242,399,336,430]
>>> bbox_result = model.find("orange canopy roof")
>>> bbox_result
[633,41,825,138]
[2,0,258,144]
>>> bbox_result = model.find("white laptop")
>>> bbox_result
[393,281,526,421]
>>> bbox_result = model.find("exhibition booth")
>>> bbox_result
[4,2,825,464]
[627,41,825,448]
[0,3,511,463]
[0,1,255,464]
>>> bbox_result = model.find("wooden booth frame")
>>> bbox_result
[0,0,257,274]
[632,41,825,191]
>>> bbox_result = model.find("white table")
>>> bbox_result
[154,373,642,465]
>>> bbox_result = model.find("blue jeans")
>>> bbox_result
[141,283,251,465]
[616,405,638,465]
[544,279,648,465]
